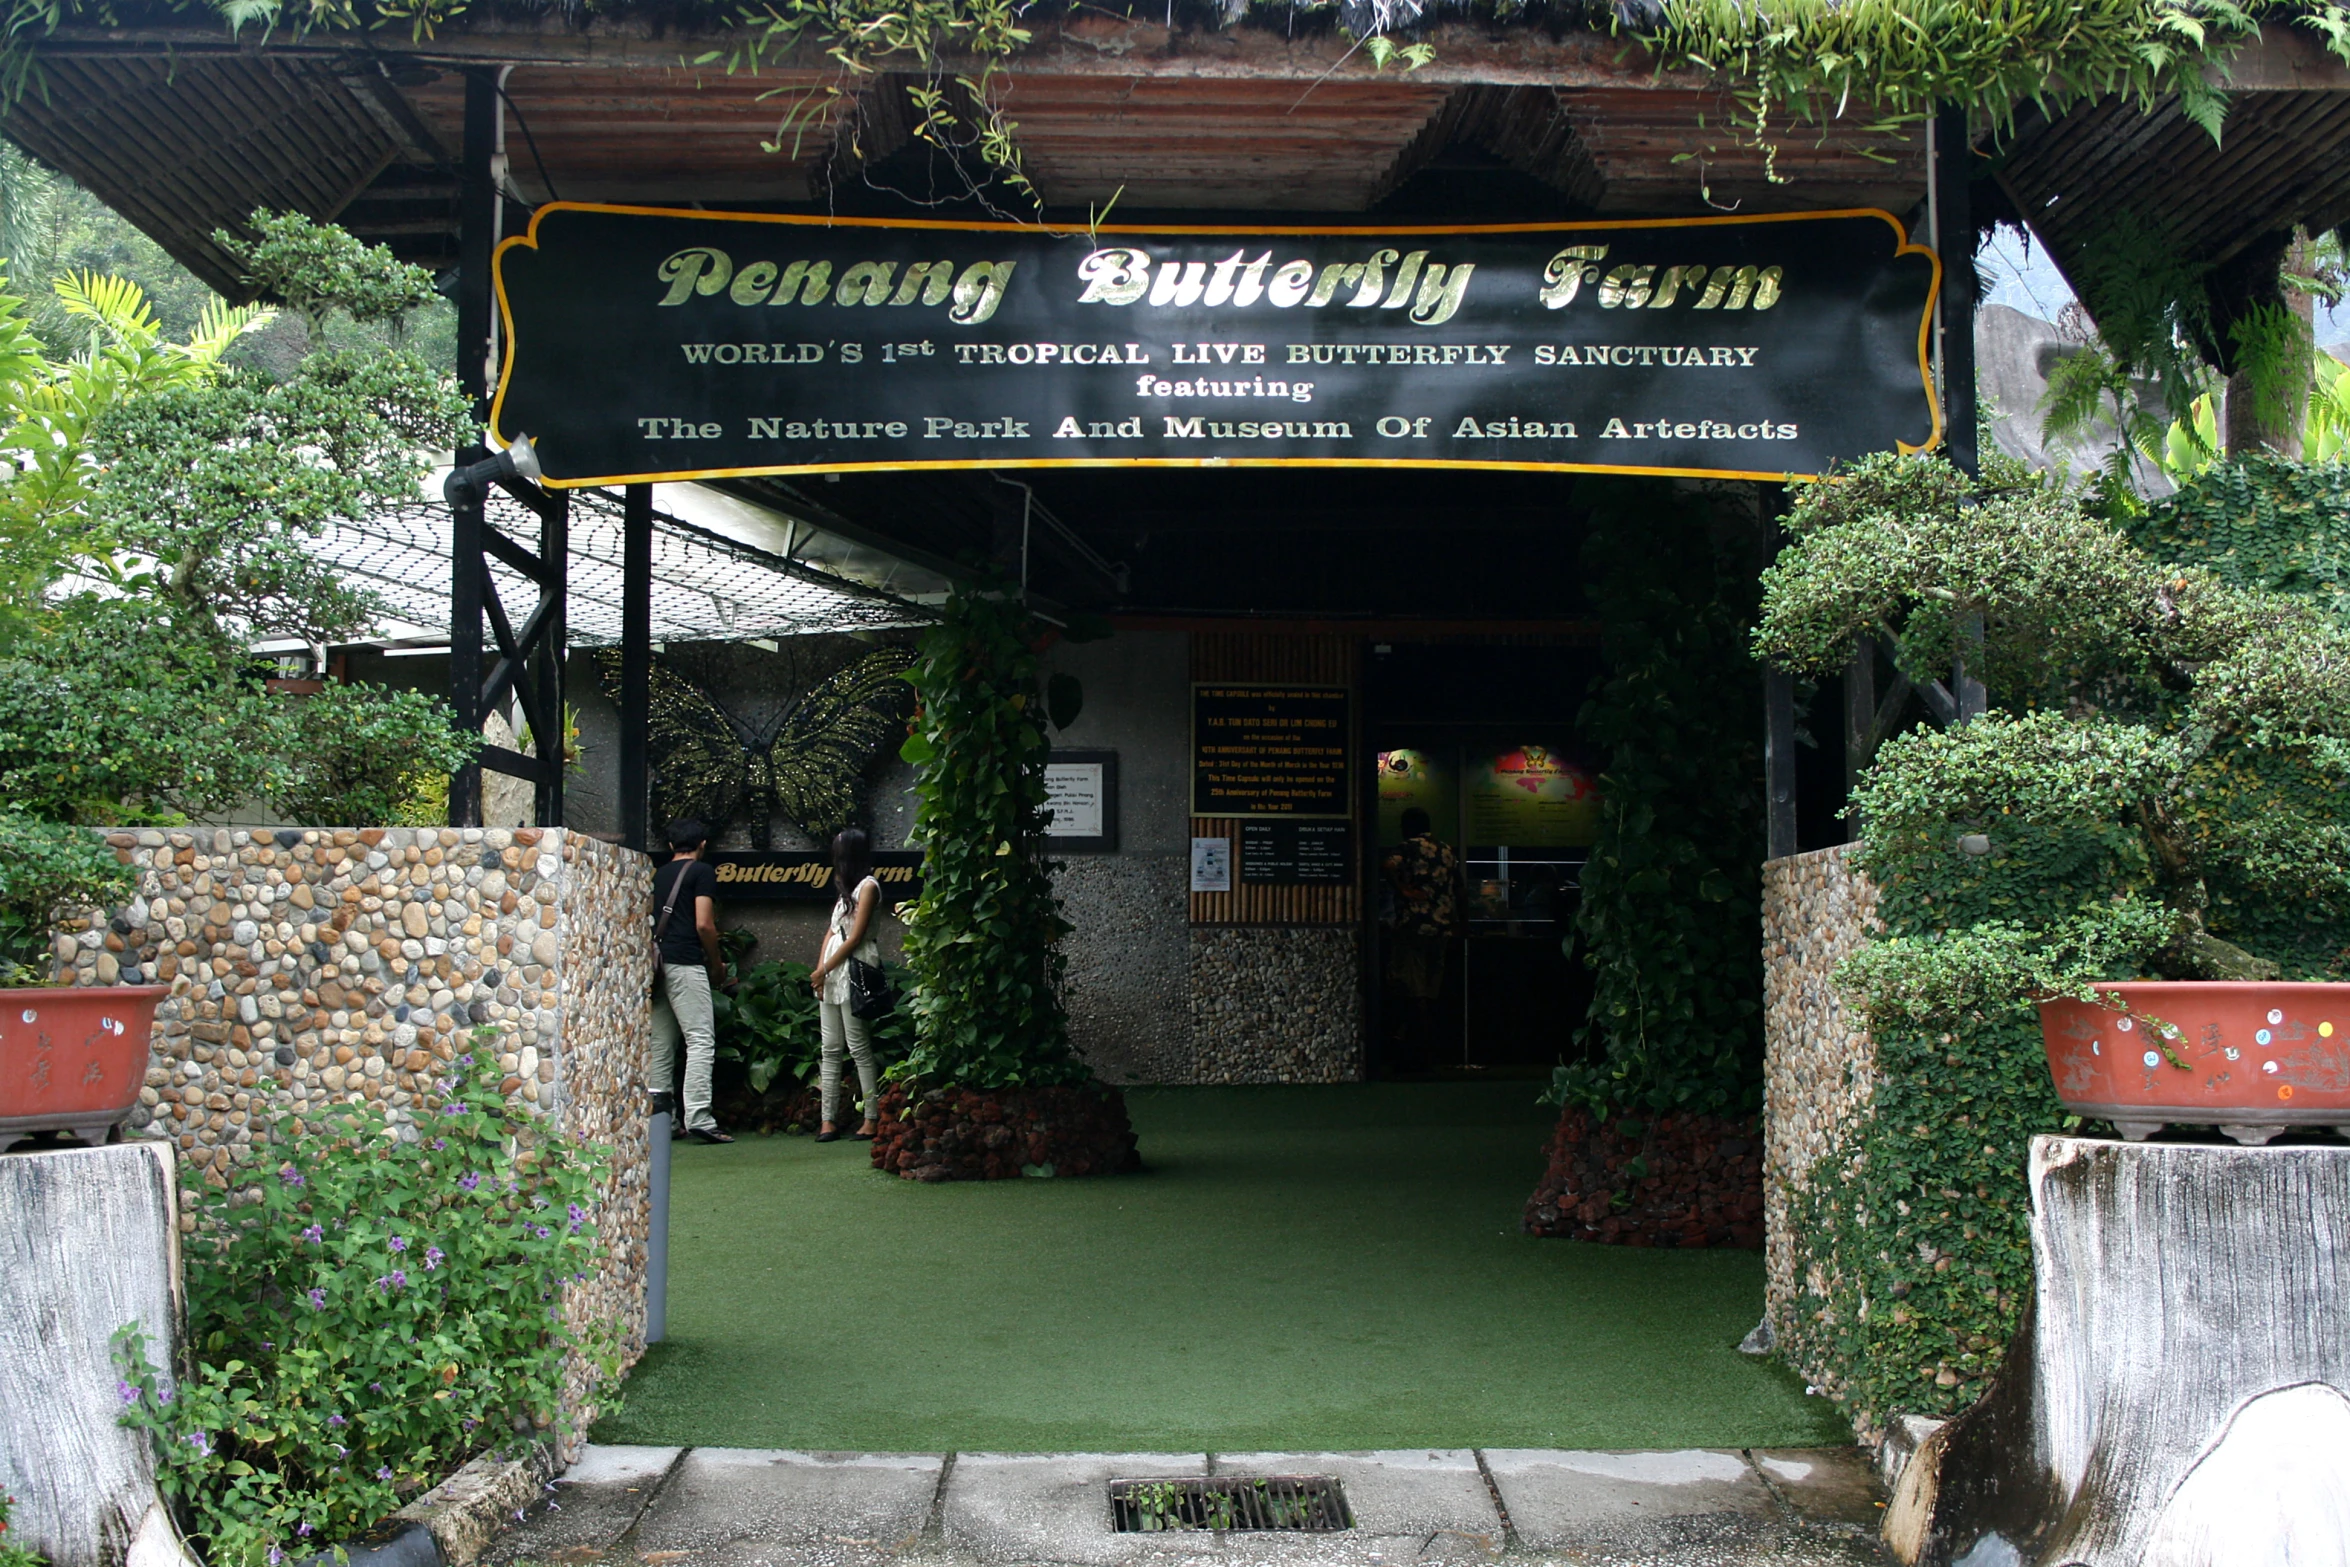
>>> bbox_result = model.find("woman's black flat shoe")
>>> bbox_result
[814,1130,839,1143]
[688,1127,735,1145]
[850,1130,875,1142]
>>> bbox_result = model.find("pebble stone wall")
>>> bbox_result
[61,826,653,1454]
[1760,843,1883,1346]
[1186,926,1363,1083]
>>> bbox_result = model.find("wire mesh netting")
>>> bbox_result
[313,485,925,645]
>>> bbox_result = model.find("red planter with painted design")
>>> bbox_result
[0,985,169,1152]
[2037,981,2350,1146]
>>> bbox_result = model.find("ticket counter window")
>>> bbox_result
[1375,740,1597,1073]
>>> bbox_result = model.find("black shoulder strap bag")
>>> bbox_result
[649,865,688,997]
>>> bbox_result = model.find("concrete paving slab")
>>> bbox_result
[631,1449,943,1565]
[1480,1449,1771,1546]
[1209,1452,1501,1543]
[942,1453,1212,1567]
[565,1447,687,1487]
[481,1446,683,1564]
[1752,1448,1885,1528]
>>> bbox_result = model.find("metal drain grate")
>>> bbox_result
[1109,1476,1352,1533]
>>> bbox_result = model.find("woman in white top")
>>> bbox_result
[809,826,883,1142]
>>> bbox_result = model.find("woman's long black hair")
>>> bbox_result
[831,827,872,907]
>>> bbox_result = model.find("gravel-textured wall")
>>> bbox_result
[62,826,651,1450]
[1760,843,1882,1349]
[1055,855,1188,1083]
[1187,926,1363,1083]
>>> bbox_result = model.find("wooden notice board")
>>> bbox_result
[1187,633,1361,926]
[1190,684,1351,818]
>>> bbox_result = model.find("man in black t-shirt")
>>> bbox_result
[648,818,733,1144]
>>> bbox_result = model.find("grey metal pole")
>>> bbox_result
[646,1096,670,1344]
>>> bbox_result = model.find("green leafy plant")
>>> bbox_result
[0,213,477,834]
[1756,451,2350,1435]
[0,815,136,984]
[1547,481,1765,1121]
[893,586,1087,1089]
[115,1028,621,1567]
[714,955,913,1094]
[0,1490,45,1567]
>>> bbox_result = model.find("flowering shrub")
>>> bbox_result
[115,1028,619,1567]
[0,1493,44,1567]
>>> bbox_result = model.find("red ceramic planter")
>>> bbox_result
[2038,981,2350,1145]
[0,984,170,1152]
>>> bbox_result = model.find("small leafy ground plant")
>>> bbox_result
[115,1028,620,1567]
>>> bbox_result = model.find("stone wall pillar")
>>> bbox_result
[1760,843,1881,1346]
[63,826,653,1448]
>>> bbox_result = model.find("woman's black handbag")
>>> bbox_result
[846,958,897,1021]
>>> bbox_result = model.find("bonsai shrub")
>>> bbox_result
[0,212,476,832]
[0,815,136,984]
[1754,451,2350,1435]
[116,1031,620,1567]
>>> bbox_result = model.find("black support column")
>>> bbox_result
[448,69,499,828]
[619,484,654,852]
[1935,103,1979,478]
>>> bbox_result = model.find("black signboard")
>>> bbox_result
[1192,685,1350,818]
[709,850,922,904]
[1240,822,1353,884]
[491,205,1941,485]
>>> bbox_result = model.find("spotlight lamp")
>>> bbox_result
[444,435,543,504]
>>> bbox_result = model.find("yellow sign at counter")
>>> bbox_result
[1465,745,1599,847]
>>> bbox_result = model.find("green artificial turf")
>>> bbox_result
[590,1082,1845,1452]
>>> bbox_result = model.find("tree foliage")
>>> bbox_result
[1548,482,1766,1120]
[0,212,479,907]
[893,587,1088,1089]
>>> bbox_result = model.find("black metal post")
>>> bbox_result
[457,70,498,416]
[447,69,499,829]
[1935,103,1979,478]
[620,483,653,852]
[448,479,485,829]
[532,492,569,827]
[1765,668,1798,860]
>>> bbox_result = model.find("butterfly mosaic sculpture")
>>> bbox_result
[594,644,916,849]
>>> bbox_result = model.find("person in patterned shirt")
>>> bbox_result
[1382,807,1462,1069]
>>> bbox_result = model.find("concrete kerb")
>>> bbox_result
[485,1446,1892,1566]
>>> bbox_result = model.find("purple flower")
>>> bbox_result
[424,1246,445,1271]
[429,1138,446,1150]
[377,1467,394,1483]
[307,1288,327,1309]
[326,1414,346,1428]
[440,1104,466,1117]
[375,1270,407,1292]
[462,1418,477,1432]
[334,1444,348,1458]
[301,1224,323,1245]
[186,1431,212,1458]
[457,1053,475,1068]
[459,1172,482,1192]
[369,1383,384,1394]
[269,1547,282,1566]
[388,1236,408,1253]
[532,1224,552,1240]
[566,1203,587,1232]
[278,1164,304,1187]
[298,1522,314,1538]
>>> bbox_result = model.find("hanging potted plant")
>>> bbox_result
[0,818,167,1151]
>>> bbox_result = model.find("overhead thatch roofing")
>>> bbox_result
[4,8,2346,327]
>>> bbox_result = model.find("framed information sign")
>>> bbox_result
[1191,685,1351,818]
[1043,749,1118,853]
[1240,822,1353,884]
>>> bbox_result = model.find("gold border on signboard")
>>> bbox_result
[489,204,1945,487]
[1189,681,1353,821]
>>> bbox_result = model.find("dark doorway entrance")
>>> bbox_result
[1366,641,1602,1077]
